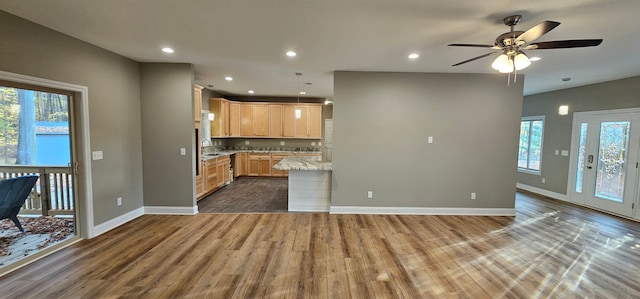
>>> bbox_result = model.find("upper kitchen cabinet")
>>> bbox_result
[269,104,283,137]
[229,102,241,137]
[210,98,230,137]
[283,104,322,139]
[241,103,269,137]
[194,84,203,123]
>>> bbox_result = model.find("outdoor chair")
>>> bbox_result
[0,175,39,232]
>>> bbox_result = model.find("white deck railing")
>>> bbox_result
[0,166,74,216]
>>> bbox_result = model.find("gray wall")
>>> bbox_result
[519,76,640,194]
[140,63,195,207]
[332,71,523,209]
[0,10,144,225]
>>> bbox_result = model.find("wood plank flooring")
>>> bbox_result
[1,192,640,298]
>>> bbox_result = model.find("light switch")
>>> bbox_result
[561,150,569,156]
[92,151,103,160]
[180,148,186,156]
[555,150,559,156]
[427,136,433,144]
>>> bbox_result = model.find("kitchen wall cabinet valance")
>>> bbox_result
[209,98,322,139]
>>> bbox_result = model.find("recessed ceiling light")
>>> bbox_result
[161,47,174,54]
[529,56,541,62]
[286,51,297,57]
[408,53,420,59]
[248,90,254,94]
[225,76,233,81]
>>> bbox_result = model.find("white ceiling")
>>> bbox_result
[2,0,640,98]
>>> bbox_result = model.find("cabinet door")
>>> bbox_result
[283,105,296,137]
[221,100,230,136]
[258,158,272,176]
[194,85,202,122]
[308,105,322,139]
[248,155,260,176]
[271,154,288,177]
[234,152,246,177]
[295,106,309,138]
[241,104,255,136]
[205,160,217,192]
[269,104,283,137]
[254,104,269,136]
[229,102,241,137]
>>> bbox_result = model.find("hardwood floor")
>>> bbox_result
[198,177,288,213]
[1,192,639,298]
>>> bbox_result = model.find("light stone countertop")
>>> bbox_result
[273,155,332,171]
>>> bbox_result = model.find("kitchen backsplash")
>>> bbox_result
[213,138,322,151]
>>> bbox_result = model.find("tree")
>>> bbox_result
[16,89,36,164]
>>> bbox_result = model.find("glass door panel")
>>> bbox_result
[594,121,630,202]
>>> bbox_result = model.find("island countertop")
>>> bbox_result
[274,156,332,171]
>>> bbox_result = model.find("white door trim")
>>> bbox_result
[0,70,95,238]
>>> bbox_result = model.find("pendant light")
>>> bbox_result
[295,73,302,119]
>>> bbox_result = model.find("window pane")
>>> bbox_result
[528,120,543,170]
[518,121,530,168]
[595,121,630,202]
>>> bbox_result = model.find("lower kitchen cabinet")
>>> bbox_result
[234,152,247,177]
[270,154,288,177]
[197,155,231,200]
[248,153,272,176]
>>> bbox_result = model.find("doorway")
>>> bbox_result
[0,80,80,268]
[568,108,640,219]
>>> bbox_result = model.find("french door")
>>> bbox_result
[569,109,640,218]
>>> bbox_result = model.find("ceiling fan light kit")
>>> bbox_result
[449,14,603,84]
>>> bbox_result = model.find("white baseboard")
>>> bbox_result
[91,207,144,238]
[516,183,568,201]
[144,205,199,215]
[329,206,515,216]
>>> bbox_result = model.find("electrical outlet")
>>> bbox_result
[311,142,316,146]
[367,191,373,199]
[542,178,546,183]
[280,141,285,146]
[180,148,186,155]
[245,140,250,145]
[471,193,476,200]
[428,136,433,144]
[117,197,122,206]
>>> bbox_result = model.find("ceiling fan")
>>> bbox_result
[448,15,603,75]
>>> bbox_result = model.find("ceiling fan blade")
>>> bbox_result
[515,21,560,43]
[448,43,495,48]
[527,39,603,49]
[451,52,497,66]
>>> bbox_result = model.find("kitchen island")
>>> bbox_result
[273,156,332,212]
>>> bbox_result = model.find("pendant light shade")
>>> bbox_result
[491,54,511,72]
[513,52,531,70]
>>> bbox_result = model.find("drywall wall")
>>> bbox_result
[0,10,143,226]
[331,71,524,209]
[140,63,195,208]
[519,76,640,195]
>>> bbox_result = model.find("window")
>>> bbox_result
[518,116,544,173]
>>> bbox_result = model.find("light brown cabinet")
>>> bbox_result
[270,154,288,177]
[248,153,272,176]
[234,152,247,177]
[216,156,230,187]
[269,104,283,137]
[293,105,322,138]
[282,105,296,137]
[197,155,231,200]
[205,159,218,192]
[194,85,203,123]
[241,104,269,137]
[229,102,241,137]
[210,98,231,137]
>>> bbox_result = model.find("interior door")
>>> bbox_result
[569,109,640,218]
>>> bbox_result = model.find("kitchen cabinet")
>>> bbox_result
[282,104,323,139]
[248,153,271,176]
[196,168,204,200]
[270,154,288,177]
[229,102,241,137]
[210,98,230,137]
[234,152,247,177]
[194,85,203,123]
[269,104,283,137]
[216,155,231,187]
[241,103,269,137]
[205,159,217,192]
